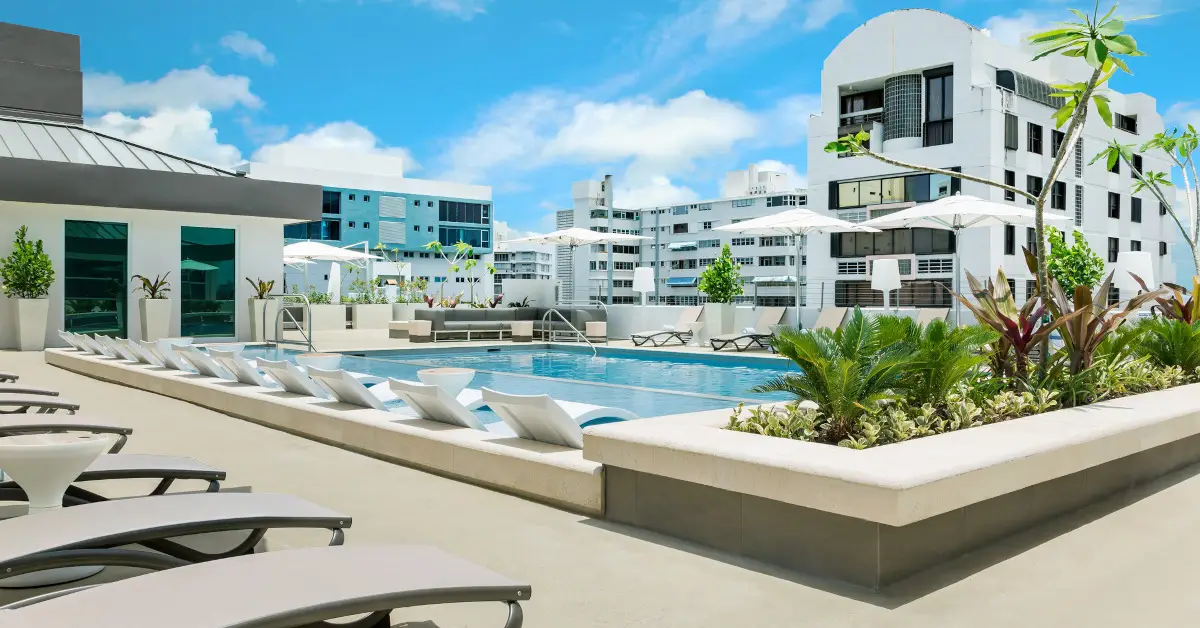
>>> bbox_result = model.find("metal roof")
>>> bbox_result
[0,115,235,177]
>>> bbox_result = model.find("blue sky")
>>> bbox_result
[7,0,1196,235]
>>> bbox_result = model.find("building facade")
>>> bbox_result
[237,161,496,302]
[557,165,809,305]
[804,9,1176,310]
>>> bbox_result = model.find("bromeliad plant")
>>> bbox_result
[246,278,275,300]
[1132,274,1200,323]
[131,272,171,300]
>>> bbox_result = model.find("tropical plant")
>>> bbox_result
[755,309,915,441]
[508,296,533,308]
[697,244,744,304]
[1046,228,1105,294]
[245,277,275,300]
[0,226,53,299]
[1132,274,1200,323]
[1135,318,1200,375]
[425,240,475,301]
[886,317,997,407]
[131,272,171,300]
[291,283,331,305]
[423,293,436,308]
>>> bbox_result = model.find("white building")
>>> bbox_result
[492,222,555,301]
[803,9,1176,311]
[558,166,809,305]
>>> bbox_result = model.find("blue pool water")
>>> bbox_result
[241,346,794,421]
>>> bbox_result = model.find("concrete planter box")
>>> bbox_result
[247,299,280,342]
[351,304,392,330]
[15,298,48,351]
[391,303,417,323]
[701,303,735,341]
[138,298,171,342]
[586,386,1200,590]
[307,304,347,332]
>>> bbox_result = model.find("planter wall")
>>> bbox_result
[391,303,417,323]
[307,304,347,332]
[138,298,171,342]
[15,298,49,351]
[247,299,280,342]
[351,304,393,330]
[701,303,735,341]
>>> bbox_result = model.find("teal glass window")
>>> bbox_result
[180,227,236,337]
[64,221,128,337]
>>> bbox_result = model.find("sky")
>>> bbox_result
[7,0,1197,237]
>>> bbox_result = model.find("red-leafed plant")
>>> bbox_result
[1133,274,1200,323]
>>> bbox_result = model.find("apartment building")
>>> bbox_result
[557,165,809,305]
[492,222,554,297]
[804,8,1176,309]
[238,159,495,301]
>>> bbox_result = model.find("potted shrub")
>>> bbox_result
[390,277,423,323]
[132,272,171,341]
[245,277,278,342]
[349,278,392,329]
[0,226,54,350]
[294,284,344,332]
[698,244,744,339]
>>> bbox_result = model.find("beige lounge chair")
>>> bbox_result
[915,308,950,326]
[710,307,787,352]
[811,306,849,331]
[630,306,703,347]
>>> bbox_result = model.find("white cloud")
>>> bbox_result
[87,107,242,167]
[1166,102,1200,129]
[411,0,490,20]
[980,10,1054,48]
[801,0,850,32]
[439,90,574,183]
[84,66,261,113]
[614,175,700,208]
[219,31,276,66]
[253,121,421,175]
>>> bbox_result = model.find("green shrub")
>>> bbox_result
[0,226,53,299]
[1135,318,1200,375]
[697,244,743,304]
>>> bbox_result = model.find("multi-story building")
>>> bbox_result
[237,159,495,301]
[804,8,1176,310]
[492,222,554,298]
[558,166,809,305]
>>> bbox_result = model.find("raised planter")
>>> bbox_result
[14,298,48,351]
[351,304,392,330]
[391,302,417,323]
[585,386,1200,590]
[247,299,280,342]
[701,303,734,342]
[306,304,347,332]
[138,298,171,342]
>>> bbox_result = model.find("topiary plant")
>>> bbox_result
[0,226,54,299]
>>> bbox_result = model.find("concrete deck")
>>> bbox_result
[5,349,1200,626]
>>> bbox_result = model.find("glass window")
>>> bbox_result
[860,179,882,206]
[180,227,236,338]
[17,122,67,161]
[881,178,905,203]
[838,182,860,208]
[905,175,930,203]
[127,146,171,171]
[64,221,128,338]
[45,126,95,164]
[158,154,197,174]
[322,191,341,214]
[930,174,952,200]
[97,136,145,168]
[873,231,893,255]
[893,229,913,254]
[913,228,933,254]
[69,129,120,167]
[855,232,873,256]
[0,120,39,159]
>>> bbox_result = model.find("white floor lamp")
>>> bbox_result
[871,259,902,314]
[632,267,655,307]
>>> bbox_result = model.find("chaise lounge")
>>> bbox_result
[208,349,276,388]
[709,307,787,352]
[256,359,330,398]
[630,306,702,347]
[387,379,488,430]
[481,388,637,449]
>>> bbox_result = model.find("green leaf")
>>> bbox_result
[1107,54,1131,75]
[824,141,850,153]
[854,130,870,142]
[1103,33,1137,54]
[1094,95,1113,127]
[1107,151,1119,171]
[1097,18,1124,36]
[1029,28,1081,43]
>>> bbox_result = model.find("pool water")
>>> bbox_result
[241,346,794,421]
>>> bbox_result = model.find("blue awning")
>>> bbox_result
[666,276,699,287]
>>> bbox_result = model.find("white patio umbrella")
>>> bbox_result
[504,228,651,302]
[282,241,384,296]
[715,209,879,318]
[861,194,1070,324]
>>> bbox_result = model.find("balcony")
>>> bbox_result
[837,109,883,137]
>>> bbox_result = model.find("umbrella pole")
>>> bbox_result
[795,234,804,327]
[954,227,961,326]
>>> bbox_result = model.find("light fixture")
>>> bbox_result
[871,258,902,311]
[632,267,655,306]
[1115,251,1154,293]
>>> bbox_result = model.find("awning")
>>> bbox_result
[667,242,698,251]
[666,276,699,287]
[752,275,797,284]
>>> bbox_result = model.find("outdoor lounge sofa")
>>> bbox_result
[630,306,703,347]
[481,388,637,449]
[0,544,531,628]
[412,306,607,342]
[709,307,787,352]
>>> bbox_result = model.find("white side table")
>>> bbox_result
[0,432,111,588]
[585,321,607,343]
[510,320,533,342]
[682,321,705,347]
[417,368,476,398]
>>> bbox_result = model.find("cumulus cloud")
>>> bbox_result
[253,121,421,176]
[83,66,261,113]
[411,0,491,20]
[981,10,1054,48]
[1166,102,1200,129]
[614,175,701,208]
[219,31,276,66]
[87,107,242,167]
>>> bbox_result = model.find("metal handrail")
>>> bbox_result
[265,293,314,352]
[540,308,597,357]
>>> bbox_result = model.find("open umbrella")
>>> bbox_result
[282,241,385,297]
[861,194,1070,324]
[504,228,651,303]
[714,209,878,318]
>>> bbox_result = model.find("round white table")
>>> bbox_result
[0,432,111,588]
[417,368,476,398]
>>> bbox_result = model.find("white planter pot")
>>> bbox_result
[247,299,280,342]
[139,298,171,342]
[391,303,417,323]
[351,304,392,330]
[307,304,347,332]
[702,303,735,341]
[15,298,49,351]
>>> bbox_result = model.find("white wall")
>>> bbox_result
[0,200,287,348]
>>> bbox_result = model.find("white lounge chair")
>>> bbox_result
[257,359,329,398]
[97,335,138,361]
[387,379,488,430]
[154,341,195,372]
[481,388,638,449]
[710,307,787,352]
[179,346,231,379]
[307,367,394,410]
[57,331,87,352]
[208,349,276,388]
[124,338,163,366]
[630,306,703,347]
[76,334,114,357]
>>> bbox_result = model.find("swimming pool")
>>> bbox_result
[241,345,795,421]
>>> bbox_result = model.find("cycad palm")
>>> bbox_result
[904,320,996,406]
[1137,318,1200,373]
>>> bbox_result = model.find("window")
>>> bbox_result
[1131,197,1142,223]
[672,224,688,234]
[1026,280,1037,302]
[1026,175,1043,205]
[1051,129,1066,158]
[838,261,868,275]
[759,256,787,267]
[438,201,490,225]
[917,258,954,274]
[1004,114,1019,150]
[364,222,370,229]
[1004,170,1016,201]
[1132,154,1143,174]
[830,228,954,257]
[438,226,489,248]
[830,171,959,209]
[364,195,370,202]
[321,190,341,214]
[731,237,755,246]
[1074,138,1084,178]
[1108,284,1120,306]
[427,201,434,207]
[702,221,713,230]
[1051,181,1066,210]
[284,219,340,241]
[180,226,235,338]
[698,258,715,267]
[1108,237,1119,263]
[1027,227,1038,256]
[1161,241,1168,256]
[924,68,954,147]
[1004,225,1015,255]
[348,221,355,228]
[1027,123,1043,154]
[760,236,789,247]
[348,194,355,201]
[1161,201,1169,216]
[1074,185,1084,227]
[64,220,128,338]
[1115,113,1138,134]
[413,199,420,206]
[735,257,754,265]
[1108,192,1120,219]
[428,226,433,232]
[672,206,689,215]
[698,239,721,248]
[732,198,755,207]
[413,225,419,231]
[1130,240,1142,252]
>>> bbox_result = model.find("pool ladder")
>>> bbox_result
[540,308,597,357]
[265,293,315,353]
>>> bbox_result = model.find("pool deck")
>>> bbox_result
[8,348,1200,626]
